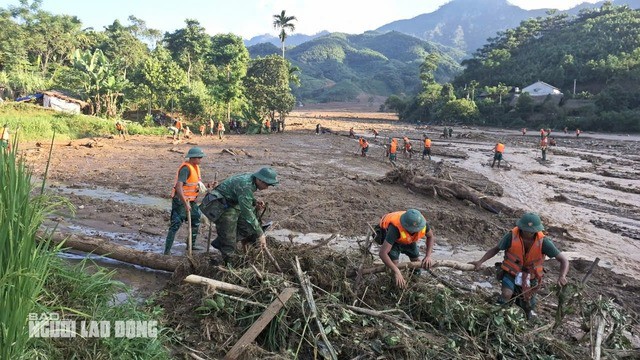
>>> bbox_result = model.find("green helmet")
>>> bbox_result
[253,167,279,185]
[400,209,426,233]
[516,212,544,233]
[186,147,205,158]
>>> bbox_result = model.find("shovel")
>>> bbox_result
[187,206,193,257]
[206,172,218,254]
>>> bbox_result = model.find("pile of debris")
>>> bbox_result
[156,240,630,359]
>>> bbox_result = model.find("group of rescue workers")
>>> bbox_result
[164,142,569,321]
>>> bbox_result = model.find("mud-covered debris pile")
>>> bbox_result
[156,240,632,359]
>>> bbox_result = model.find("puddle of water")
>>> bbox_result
[45,181,170,210]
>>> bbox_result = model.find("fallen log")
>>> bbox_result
[347,260,476,277]
[43,232,182,272]
[184,274,252,296]
[384,167,514,215]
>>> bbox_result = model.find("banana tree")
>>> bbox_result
[72,49,127,116]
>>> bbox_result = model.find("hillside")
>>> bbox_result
[376,0,640,53]
[248,31,464,102]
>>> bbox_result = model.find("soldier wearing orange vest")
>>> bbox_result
[540,136,549,161]
[470,213,569,319]
[388,138,398,163]
[374,209,435,288]
[402,136,412,158]
[358,137,369,157]
[115,121,127,140]
[491,142,505,168]
[164,147,210,255]
[422,135,432,160]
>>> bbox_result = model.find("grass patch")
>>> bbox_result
[25,258,172,360]
[0,102,165,141]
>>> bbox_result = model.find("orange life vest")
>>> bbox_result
[540,137,548,147]
[199,125,205,133]
[379,211,427,245]
[424,139,431,148]
[501,227,545,279]
[390,139,397,153]
[116,122,123,131]
[265,120,270,128]
[217,122,224,131]
[176,120,183,130]
[170,162,201,201]
[495,143,505,153]
[359,138,367,148]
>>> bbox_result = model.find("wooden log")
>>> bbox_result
[184,274,253,296]
[224,288,297,360]
[44,232,183,272]
[347,260,476,277]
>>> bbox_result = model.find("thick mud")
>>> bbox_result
[22,110,640,355]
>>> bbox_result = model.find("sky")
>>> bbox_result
[0,0,602,39]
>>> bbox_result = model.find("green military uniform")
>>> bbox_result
[211,173,264,258]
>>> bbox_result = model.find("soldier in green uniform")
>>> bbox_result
[210,167,279,261]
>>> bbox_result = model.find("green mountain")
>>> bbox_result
[248,31,463,102]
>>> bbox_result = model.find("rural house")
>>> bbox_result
[510,81,563,106]
[41,91,89,114]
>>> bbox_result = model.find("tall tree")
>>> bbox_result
[272,10,297,58]
[244,55,295,131]
[208,33,249,123]
[164,19,211,85]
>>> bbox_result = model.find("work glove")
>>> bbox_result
[197,181,207,193]
[258,234,267,249]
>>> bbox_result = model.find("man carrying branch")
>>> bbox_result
[374,209,435,288]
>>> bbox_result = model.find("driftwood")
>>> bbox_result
[385,168,513,215]
[295,257,338,360]
[222,148,237,156]
[347,260,476,277]
[44,232,182,272]
[184,274,253,296]
[224,288,297,360]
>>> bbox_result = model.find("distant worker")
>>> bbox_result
[359,137,369,157]
[264,119,271,133]
[115,120,127,140]
[174,118,183,140]
[372,128,379,140]
[389,138,398,164]
[374,209,435,289]
[448,127,453,138]
[210,167,279,262]
[209,118,215,137]
[492,142,505,168]
[402,136,412,159]
[217,121,225,140]
[576,128,581,138]
[199,124,206,136]
[442,127,448,139]
[349,127,356,139]
[315,124,321,135]
[539,129,545,139]
[540,136,548,161]
[522,128,527,136]
[549,137,556,146]
[183,126,193,139]
[470,213,569,319]
[563,126,568,134]
[164,147,209,255]
[422,136,432,160]
[1,124,11,151]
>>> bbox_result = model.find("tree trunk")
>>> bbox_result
[42,232,183,272]
[347,260,476,277]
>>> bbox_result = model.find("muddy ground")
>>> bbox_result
[21,106,640,355]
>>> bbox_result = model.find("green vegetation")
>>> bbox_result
[387,3,640,132]
[249,31,463,103]
[1,144,169,358]
[0,1,296,131]
[0,103,165,141]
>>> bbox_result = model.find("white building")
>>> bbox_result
[522,81,562,96]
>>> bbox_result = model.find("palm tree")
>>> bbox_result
[273,10,297,58]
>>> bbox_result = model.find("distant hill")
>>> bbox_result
[248,31,464,102]
[376,0,640,53]
[244,31,330,47]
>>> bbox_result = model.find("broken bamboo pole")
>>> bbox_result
[294,256,338,360]
[224,288,297,360]
[347,260,476,277]
[184,274,253,296]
